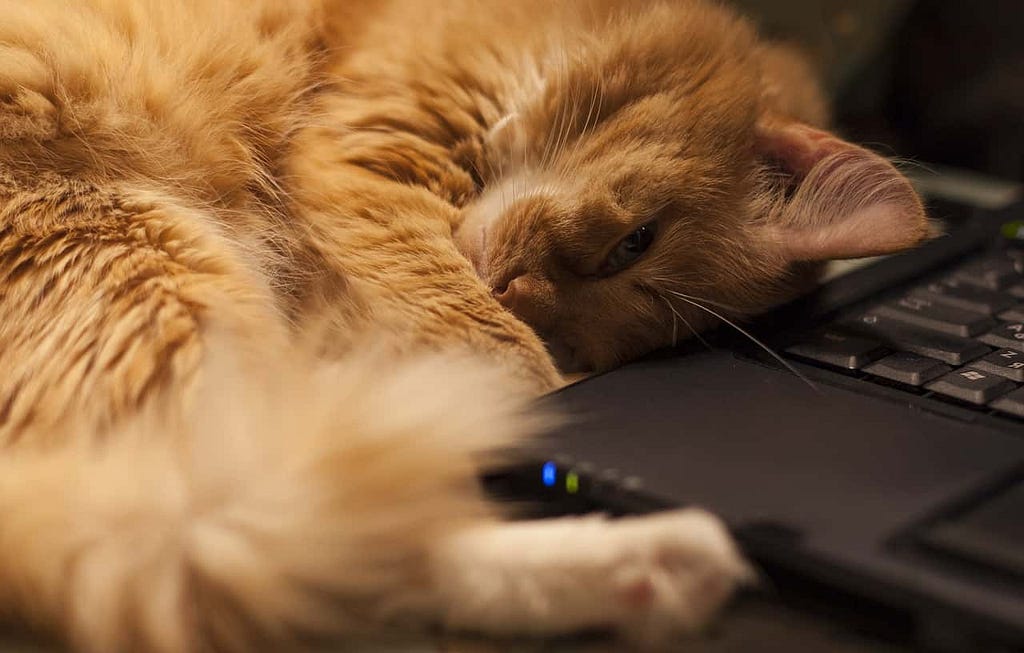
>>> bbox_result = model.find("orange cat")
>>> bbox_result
[0,1,929,651]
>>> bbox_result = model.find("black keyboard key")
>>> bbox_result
[910,281,1015,315]
[951,258,1020,291]
[997,304,1024,322]
[843,313,991,366]
[873,297,995,337]
[979,322,1024,352]
[1007,284,1024,299]
[785,330,886,370]
[970,349,1024,382]
[917,481,1024,576]
[990,387,1024,418]
[1000,247,1024,273]
[925,369,1016,405]
[863,353,951,386]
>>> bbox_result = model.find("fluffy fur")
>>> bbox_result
[440,3,930,369]
[0,1,928,651]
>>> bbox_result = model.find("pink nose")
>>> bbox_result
[492,275,525,307]
[491,273,555,330]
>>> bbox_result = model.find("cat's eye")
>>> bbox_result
[601,222,657,275]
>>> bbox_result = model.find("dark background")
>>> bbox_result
[732,0,1024,182]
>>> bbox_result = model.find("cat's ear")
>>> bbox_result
[755,121,936,262]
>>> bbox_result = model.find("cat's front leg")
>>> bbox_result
[429,509,753,643]
[304,259,563,392]
[287,174,563,391]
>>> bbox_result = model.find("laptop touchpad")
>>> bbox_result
[917,479,1024,577]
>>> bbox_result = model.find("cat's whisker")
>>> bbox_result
[557,49,576,161]
[666,291,819,392]
[558,73,581,166]
[547,94,569,171]
[579,72,603,147]
[566,70,585,151]
[484,136,509,214]
[496,131,507,199]
[466,156,485,190]
[659,293,712,351]
[510,171,519,213]
[482,136,498,184]
[539,108,555,171]
[544,94,563,170]
[668,298,678,346]
[651,279,745,314]
[540,49,569,170]
[537,47,556,168]
[568,83,599,166]
[580,92,593,144]
[549,51,577,170]
[586,86,600,138]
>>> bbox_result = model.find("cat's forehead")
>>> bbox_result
[477,5,767,242]
[522,4,763,134]
[504,54,761,184]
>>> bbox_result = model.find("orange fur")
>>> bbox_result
[0,1,929,650]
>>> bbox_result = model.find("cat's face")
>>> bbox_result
[454,5,931,372]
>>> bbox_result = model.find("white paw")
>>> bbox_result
[605,509,755,644]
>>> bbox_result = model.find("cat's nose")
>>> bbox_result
[492,274,527,303]
[492,273,555,329]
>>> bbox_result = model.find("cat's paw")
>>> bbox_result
[607,509,755,645]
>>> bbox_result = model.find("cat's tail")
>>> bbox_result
[0,342,537,653]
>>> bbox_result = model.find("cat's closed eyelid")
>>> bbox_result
[594,219,660,277]
[587,198,672,264]
[603,198,672,244]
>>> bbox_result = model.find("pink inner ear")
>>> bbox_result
[757,123,846,177]
[756,123,932,262]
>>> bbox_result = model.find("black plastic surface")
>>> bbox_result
[517,203,1024,648]
[918,480,1024,577]
[538,350,1024,646]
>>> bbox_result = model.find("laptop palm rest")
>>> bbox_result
[916,480,1024,577]
[540,349,1024,642]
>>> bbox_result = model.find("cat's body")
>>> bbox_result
[0,1,929,651]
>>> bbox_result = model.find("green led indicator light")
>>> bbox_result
[566,471,580,494]
[1002,221,1024,241]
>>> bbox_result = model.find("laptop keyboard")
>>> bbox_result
[784,247,1024,421]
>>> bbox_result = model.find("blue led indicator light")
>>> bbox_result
[541,462,557,487]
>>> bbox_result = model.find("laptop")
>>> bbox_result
[488,176,1024,651]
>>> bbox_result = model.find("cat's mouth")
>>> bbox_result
[541,334,588,374]
[548,342,578,372]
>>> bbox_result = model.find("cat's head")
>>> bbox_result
[454,3,933,372]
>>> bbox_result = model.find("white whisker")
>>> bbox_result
[661,295,679,346]
[660,294,712,351]
[548,49,575,170]
[581,87,597,141]
[650,277,745,313]
[540,51,568,169]
[666,291,818,392]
